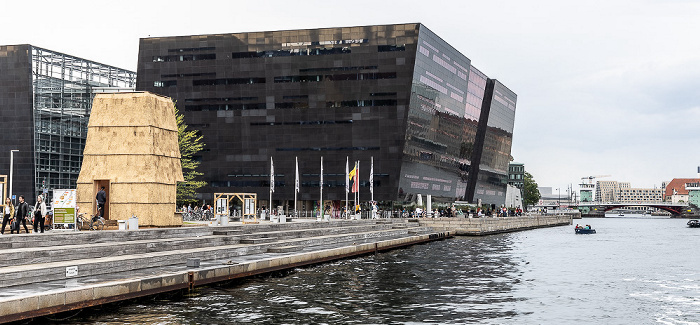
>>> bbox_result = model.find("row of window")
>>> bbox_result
[154,72,397,87]
[276,147,380,152]
[211,180,380,188]
[250,120,353,126]
[274,72,396,83]
[184,98,398,112]
[152,53,217,62]
[154,44,408,63]
[325,99,397,108]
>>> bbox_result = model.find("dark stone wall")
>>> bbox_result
[0,45,35,203]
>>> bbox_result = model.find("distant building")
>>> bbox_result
[595,181,630,202]
[664,178,700,203]
[508,162,525,190]
[618,187,663,203]
[0,45,135,201]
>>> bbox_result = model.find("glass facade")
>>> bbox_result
[398,26,477,200]
[136,23,517,206]
[31,47,136,199]
[0,45,135,202]
[472,80,517,204]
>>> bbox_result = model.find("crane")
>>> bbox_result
[581,175,611,184]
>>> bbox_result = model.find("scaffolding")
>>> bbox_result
[31,46,136,200]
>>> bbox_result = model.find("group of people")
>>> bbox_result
[1,195,48,235]
[575,224,592,230]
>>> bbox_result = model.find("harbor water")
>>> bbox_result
[53,217,699,324]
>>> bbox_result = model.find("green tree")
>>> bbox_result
[523,172,541,210]
[175,105,206,205]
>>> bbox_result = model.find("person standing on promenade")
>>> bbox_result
[1,197,15,234]
[14,195,29,234]
[96,186,106,219]
[33,195,47,233]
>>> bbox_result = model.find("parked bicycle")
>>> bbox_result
[77,208,105,231]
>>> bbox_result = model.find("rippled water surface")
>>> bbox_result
[60,217,700,324]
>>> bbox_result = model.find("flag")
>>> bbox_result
[345,156,350,193]
[370,157,374,195]
[270,157,274,193]
[351,161,359,193]
[320,156,324,188]
[349,164,357,181]
[295,156,299,193]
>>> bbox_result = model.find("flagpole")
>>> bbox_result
[294,158,297,218]
[370,156,374,202]
[270,157,274,221]
[357,160,360,219]
[319,156,323,221]
[345,156,349,219]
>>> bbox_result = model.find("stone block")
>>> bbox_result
[65,288,94,305]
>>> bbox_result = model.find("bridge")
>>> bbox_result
[576,202,695,216]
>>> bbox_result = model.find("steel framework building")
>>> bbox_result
[0,44,135,202]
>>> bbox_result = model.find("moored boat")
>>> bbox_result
[688,220,700,228]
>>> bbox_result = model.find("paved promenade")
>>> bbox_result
[0,218,449,323]
[0,215,570,323]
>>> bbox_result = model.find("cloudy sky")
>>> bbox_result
[2,0,699,192]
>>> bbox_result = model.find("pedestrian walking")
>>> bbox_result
[96,186,107,219]
[14,195,29,234]
[33,195,47,233]
[1,197,15,235]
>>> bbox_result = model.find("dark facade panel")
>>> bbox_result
[0,45,35,202]
[136,23,517,206]
[398,25,476,201]
[472,79,517,205]
[137,24,421,203]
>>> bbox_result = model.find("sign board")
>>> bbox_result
[65,266,78,277]
[245,198,255,215]
[216,198,228,215]
[53,189,77,229]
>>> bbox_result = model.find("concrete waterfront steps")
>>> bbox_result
[0,227,431,288]
[0,221,431,289]
[0,222,409,268]
[0,219,399,249]
[0,230,451,324]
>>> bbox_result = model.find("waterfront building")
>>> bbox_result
[0,45,135,202]
[507,162,525,190]
[135,23,517,207]
[595,180,630,202]
[618,187,663,203]
[664,178,700,203]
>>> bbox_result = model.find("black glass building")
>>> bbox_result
[135,23,517,207]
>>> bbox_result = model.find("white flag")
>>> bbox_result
[320,156,324,188]
[270,157,275,193]
[370,156,374,195]
[345,156,349,193]
[295,157,299,193]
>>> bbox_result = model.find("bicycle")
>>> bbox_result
[77,212,105,231]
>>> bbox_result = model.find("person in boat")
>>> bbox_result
[575,224,581,229]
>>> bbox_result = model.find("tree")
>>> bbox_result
[523,172,541,210]
[175,105,206,205]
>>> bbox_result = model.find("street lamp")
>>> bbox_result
[9,150,19,204]
[557,187,561,210]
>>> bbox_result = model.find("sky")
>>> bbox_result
[2,0,699,194]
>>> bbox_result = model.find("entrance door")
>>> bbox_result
[94,180,110,220]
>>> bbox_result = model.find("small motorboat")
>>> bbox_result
[688,220,700,228]
[575,227,596,234]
